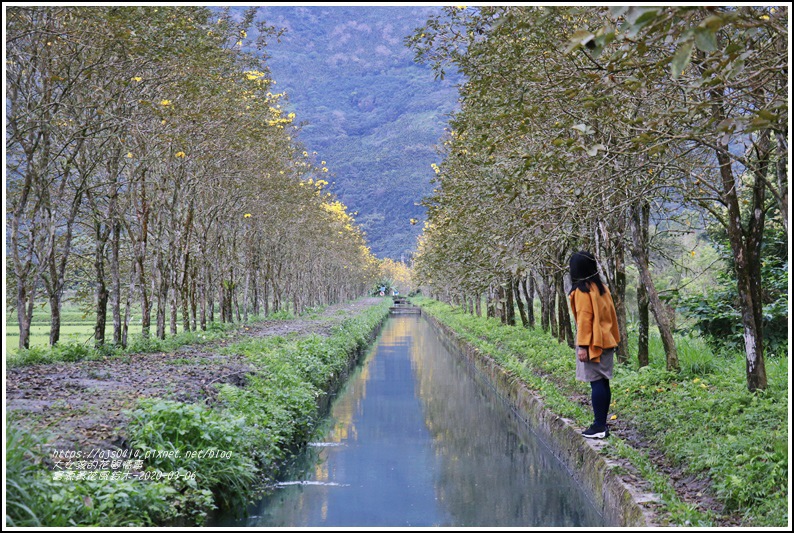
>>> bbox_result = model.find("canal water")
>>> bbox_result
[214,315,605,527]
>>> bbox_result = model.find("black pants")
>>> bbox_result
[590,378,611,427]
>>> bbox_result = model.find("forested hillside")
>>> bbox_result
[249,6,461,259]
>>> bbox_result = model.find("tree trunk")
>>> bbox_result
[523,275,535,328]
[538,273,549,332]
[514,276,528,327]
[44,187,83,346]
[774,132,788,238]
[48,294,62,346]
[93,231,109,346]
[200,266,207,331]
[234,279,241,322]
[557,275,573,347]
[190,265,198,332]
[16,278,34,350]
[264,276,271,317]
[122,261,135,348]
[487,286,496,319]
[637,280,650,368]
[613,237,629,363]
[243,269,250,322]
[630,201,679,371]
[712,119,768,390]
[252,264,259,317]
[110,220,122,345]
[169,286,178,336]
[180,256,190,333]
[504,281,515,326]
[155,255,168,339]
[547,275,558,339]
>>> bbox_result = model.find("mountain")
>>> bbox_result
[248,6,461,260]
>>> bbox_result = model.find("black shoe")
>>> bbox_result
[582,424,609,439]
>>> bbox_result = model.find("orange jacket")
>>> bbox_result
[569,283,620,363]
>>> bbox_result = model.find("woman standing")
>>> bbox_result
[568,251,620,439]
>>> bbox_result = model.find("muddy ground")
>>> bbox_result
[5,298,384,454]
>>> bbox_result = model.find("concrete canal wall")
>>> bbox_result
[423,312,659,527]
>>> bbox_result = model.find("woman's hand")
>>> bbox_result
[577,346,589,362]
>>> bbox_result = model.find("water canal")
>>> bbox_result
[214,315,605,527]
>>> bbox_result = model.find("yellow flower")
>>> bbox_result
[240,30,247,38]
[610,415,617,420]
[244,70,265,80]
[160,99,171,106]
[691,250,696,257]
[303,151,308,157]
[126,152,133,158]
[236,40,243,46]
[175,151,186,158]
[321,161,326,165]
[700,383,708,389]
[322,167,328,172]
[693,378,700,383]
[243,213,252,218]
[131,76,142,82]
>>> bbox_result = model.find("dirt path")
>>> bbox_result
[5,298,384,454]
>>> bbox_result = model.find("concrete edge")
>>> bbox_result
[423,312,660,527]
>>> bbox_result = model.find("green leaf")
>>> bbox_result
[609,6,629,18]
[565,29,595,53]
[699,14,725,32]
[694,27,717,53]
[671,40,695,79]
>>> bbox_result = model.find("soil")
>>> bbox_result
[5,298,384,455]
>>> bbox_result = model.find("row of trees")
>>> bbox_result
[6,7,380,349]
[407,6,787,390]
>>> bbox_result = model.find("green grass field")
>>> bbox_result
[5,306,126,353]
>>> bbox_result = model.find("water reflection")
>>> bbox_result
[409,316,602,526]
[214,316,603,527]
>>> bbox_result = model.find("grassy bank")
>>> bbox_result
[5,299,391,527]
[414,296,788,527]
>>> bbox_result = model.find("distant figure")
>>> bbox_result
[393,289,399,296]
[568,251,620,439]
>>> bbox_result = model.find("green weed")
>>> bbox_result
[5,422,176,527]
[125,399,257,515]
